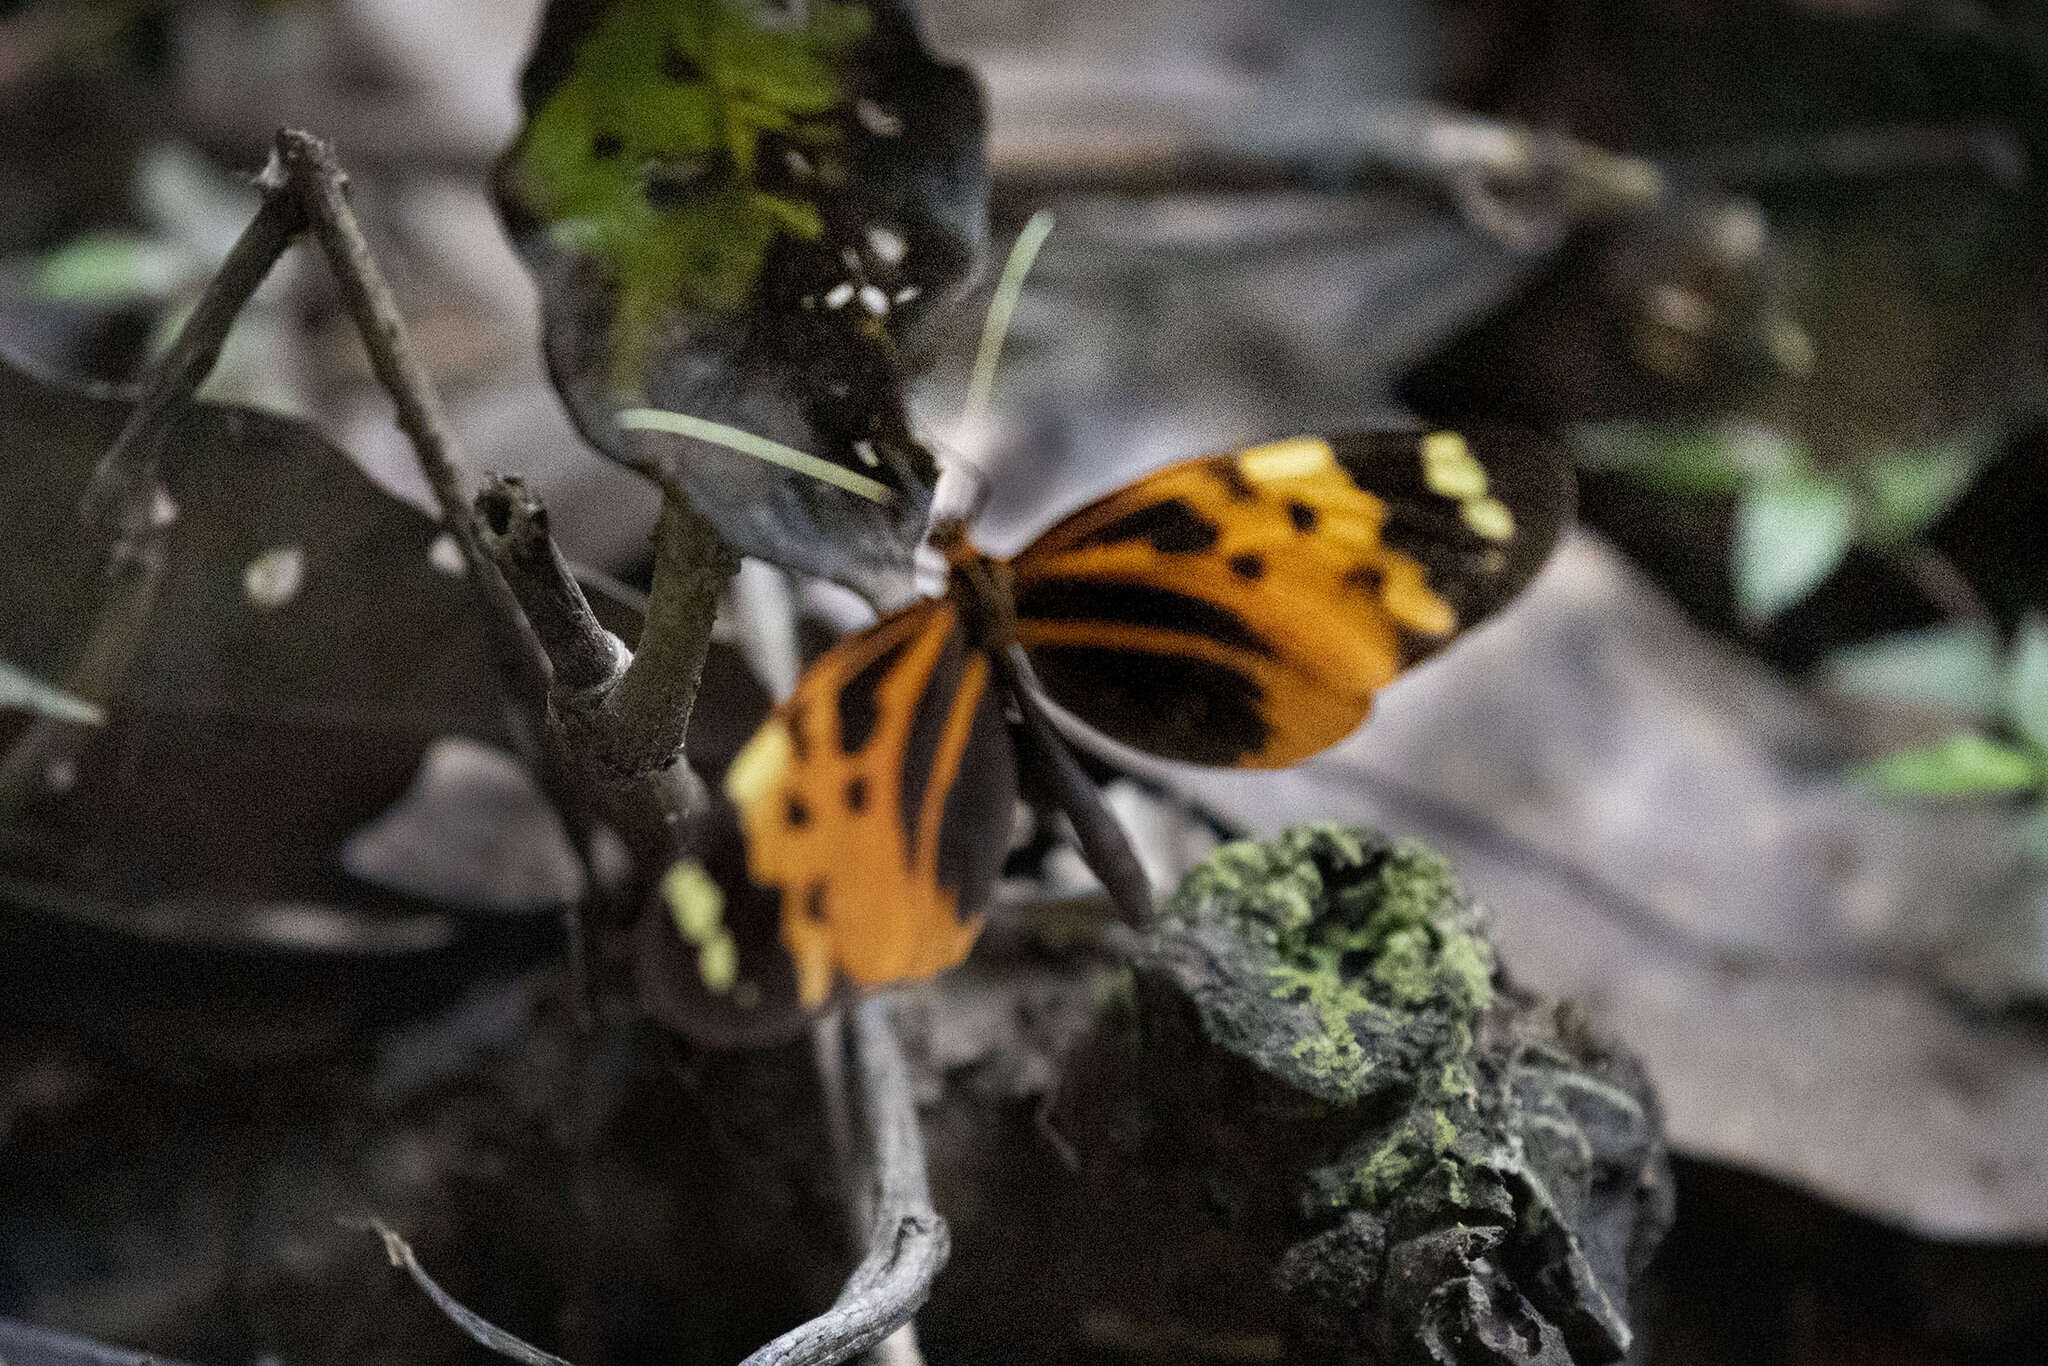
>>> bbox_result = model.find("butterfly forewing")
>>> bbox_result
[718,598,1015,1008]
[1008,429,1571,768]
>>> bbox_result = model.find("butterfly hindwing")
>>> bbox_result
[1008,429,1571,768]
[712,597,1015,1010]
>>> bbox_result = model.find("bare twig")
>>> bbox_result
[539,484,737,882]
[79,163,306,548]
[599,489,738,787]
[273,130,547,681]
[997,648,1154,928]
[744,999,948,1366]
[1891,544,1994,626]
[0,166,303,819]
[344,1217,578,1366]
[478,475,626,694]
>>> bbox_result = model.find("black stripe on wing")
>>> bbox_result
[1024,644,1271,767]
[894,617,1017,911]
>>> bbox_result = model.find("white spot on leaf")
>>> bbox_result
[866,225,907,265]
[243,545,304,610]
[855,99,903,136]
[427,533,466,576]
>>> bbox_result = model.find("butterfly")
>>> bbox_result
[637,426,1572,1045]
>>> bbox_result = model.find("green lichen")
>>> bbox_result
[1166,825,1495,1103]
[1160,824,1515,1223]
[1150,826,1669,1358]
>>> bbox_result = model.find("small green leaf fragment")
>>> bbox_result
[29,232,193,302]
[1569,423,1755,495]
[1821,623,2003,716]
[1857,733,2044,799]
[0,661,105,725]
[1734,466,1854,618]
[2005,614,2048,752]
[1860,432,1996,546]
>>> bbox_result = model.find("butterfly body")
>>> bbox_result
[642,429,1572,1043]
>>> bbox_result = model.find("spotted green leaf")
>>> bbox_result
[494,0,987,603]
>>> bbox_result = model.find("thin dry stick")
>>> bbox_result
[0,1316,202,1366]
[273,129,548,687]
[477,475,626,695]
[743,998,948,1366]
[270,129,619,1028]
[0,164,304,818]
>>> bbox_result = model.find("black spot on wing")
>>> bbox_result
[895,624,961,855]
[1287,500,1319,532]
[591,131,624,160]
[837,634,913,754]
[1028,646,1270,766]
[1228,552,1265,581]
[1015,578,1274,657]
[1343,564,1383,595]
[785,795,810,829]
[845,776,868,812]
[1074,498,1220,554]
[863,612,1012,915]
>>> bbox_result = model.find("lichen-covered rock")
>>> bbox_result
[1106,824,1672,1365]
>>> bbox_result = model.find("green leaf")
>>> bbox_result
[1571,424,1752,495]
[1859,430,1997,546]
[1857,733,2046,799]
[1821,623,2003,716]
[27,231,195,302]
[2006,614,2048,751]
[1733,465,1855,618]
[0,660,104,724]
[494,0,988,602]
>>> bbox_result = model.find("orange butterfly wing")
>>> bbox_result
[707,598,1015,1010]
[1007,429,1571,768]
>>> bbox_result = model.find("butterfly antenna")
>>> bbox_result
[616,408,895,505]
[958,209,1055,441]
